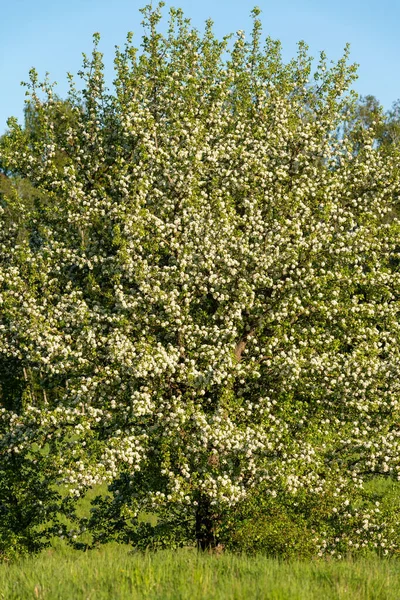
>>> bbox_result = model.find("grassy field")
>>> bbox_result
[1,545,400,600]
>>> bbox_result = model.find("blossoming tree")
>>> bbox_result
[1,3,400,555]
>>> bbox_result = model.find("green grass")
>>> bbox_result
[1,545,400,600]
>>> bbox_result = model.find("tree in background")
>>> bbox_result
[1,3,400,557]
[345,94,400,153]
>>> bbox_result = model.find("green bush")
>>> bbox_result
[220,479,400,559]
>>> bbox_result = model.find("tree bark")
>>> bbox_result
[195,496,216,551]
[234,327,255,362]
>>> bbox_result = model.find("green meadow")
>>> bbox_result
[1,545,400,600]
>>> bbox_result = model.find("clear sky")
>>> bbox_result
[1,0,399,133]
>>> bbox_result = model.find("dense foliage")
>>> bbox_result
[1,3,400,559]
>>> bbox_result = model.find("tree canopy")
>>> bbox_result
[1,3,400,558]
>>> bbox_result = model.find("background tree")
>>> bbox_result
[345,94,400,154]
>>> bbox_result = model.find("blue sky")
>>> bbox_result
[1,0,399,133]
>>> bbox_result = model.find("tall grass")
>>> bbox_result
[1,545,400,600]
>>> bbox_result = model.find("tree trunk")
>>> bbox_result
[195,496,216,551]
